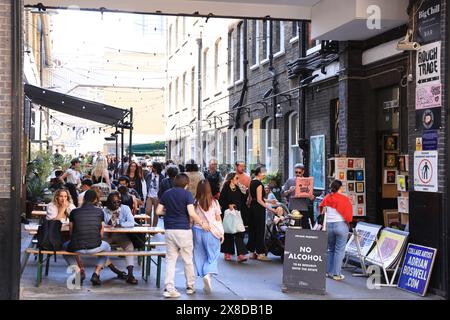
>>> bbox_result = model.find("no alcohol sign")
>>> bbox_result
[414,151,438,192]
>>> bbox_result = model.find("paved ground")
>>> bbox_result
[19,221,442,300]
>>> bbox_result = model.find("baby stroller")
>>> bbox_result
[264,202,290,262]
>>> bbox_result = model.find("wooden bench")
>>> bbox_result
[25,248,166,288]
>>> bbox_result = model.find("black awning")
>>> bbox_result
[24,84,130,128]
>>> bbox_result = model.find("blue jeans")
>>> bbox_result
[326,221,349,276]
[192,226,221,278]
[63,241,111,268]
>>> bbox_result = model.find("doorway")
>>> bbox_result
[375,86,400,225]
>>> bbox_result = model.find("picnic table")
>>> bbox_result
[22,225,166,287]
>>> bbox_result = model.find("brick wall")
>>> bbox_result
[0,0,12,200]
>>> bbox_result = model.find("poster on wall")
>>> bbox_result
[415,0,442,44]
[309,135,325,190]
[414,151,438,192]
[398,197,409,214]
[416,83,442,109]
[416,41,441,85]
[416,107,441,130]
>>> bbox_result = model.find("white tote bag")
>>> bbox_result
[223,209,246,234]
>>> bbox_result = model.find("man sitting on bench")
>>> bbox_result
[63,190,127,286]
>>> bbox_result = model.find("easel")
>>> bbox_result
[364,235,405,287]
[343,229,368,277]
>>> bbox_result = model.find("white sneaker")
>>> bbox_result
[203,274,212,293]
[163,289,181,298]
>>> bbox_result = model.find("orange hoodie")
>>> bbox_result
[319,192,353,223]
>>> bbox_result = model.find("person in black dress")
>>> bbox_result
[219,172,248,262]
[247,165,277,261]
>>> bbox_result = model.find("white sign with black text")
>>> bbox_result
[416,41,441,85]
[414,151,438,192]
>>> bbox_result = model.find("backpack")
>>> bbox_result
[37,219,63,261]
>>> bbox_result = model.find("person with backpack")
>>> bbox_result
[63,190,125,286]
[193,180,224,293]
[103,191,139,285]
[156,173,211,298]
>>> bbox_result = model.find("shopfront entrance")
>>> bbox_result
[375,86,405,227]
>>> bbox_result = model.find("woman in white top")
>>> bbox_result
[192,180,224,293]
[59,158,82,188]
[91,155,111,187]
[46,188,76,224]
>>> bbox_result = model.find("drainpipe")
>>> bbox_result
[269,20,277,130]
[298,21,309,174]
[197,32,203,167]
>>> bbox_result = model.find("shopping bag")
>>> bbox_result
[92,176,111,202]
[223,209,246,234]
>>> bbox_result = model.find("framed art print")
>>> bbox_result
[384,135,398,151]
[356,182,365,193]
[355,170,364,181]
[347,170,355,181]
[385,153,397,168]
[348,182,355,192]
[384,170,397,184]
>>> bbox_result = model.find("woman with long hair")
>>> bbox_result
[126,161,145,201]
[319,180,353,281]
[219,172,248,262]
[59,158,82,188]
[91,155,111,188]
[46,188,76,223]
[247,165,278,261]
[193,180,224,293]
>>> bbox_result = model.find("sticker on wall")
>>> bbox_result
[416,138,423,151]
[416,108,441,130]
[398,197,409,214]
[422,129,438,151]
[397,175,408,192]
[416,83,442,109]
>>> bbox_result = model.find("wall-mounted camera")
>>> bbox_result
[396,29,421,51]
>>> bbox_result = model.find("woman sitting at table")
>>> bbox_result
[46,188,76,224]
[103,191,138,285]
[63,190,125,286]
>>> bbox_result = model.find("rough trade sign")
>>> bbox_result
[416,41,441,85]
[282,228,327,294]
[397,244,437,296]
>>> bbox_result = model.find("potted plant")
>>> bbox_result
[25,151,53,217]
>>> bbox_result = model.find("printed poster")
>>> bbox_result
[416,41,441,85]
[416,83,442,109]
[414,151,438,192]
[294,177,314,198]
[345,222,382,257]
[309,135,325,190]
[366,229,408,269]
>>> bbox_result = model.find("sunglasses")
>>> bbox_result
[295,171,303,174]
[112,200,122,204]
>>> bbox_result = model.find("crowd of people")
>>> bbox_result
[44,151,353,297]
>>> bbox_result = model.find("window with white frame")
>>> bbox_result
[262,20,269,62]
[264,117,273,172]
[236,22,244,82]
[288,112,302,178]
[250,20,259,67]
[203,48,209,97]
[245,123,253,166]
[214,38,221,92]
[273,21,285,57]
[175,77,179,111]
[227,29,235,86]
[175,17,179,48]
[291,21,299,42]
[307,22,321,51]
[168,24,173,55]
[168,82,172,113]
[191,66,195,115]
[182,72,186,108]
